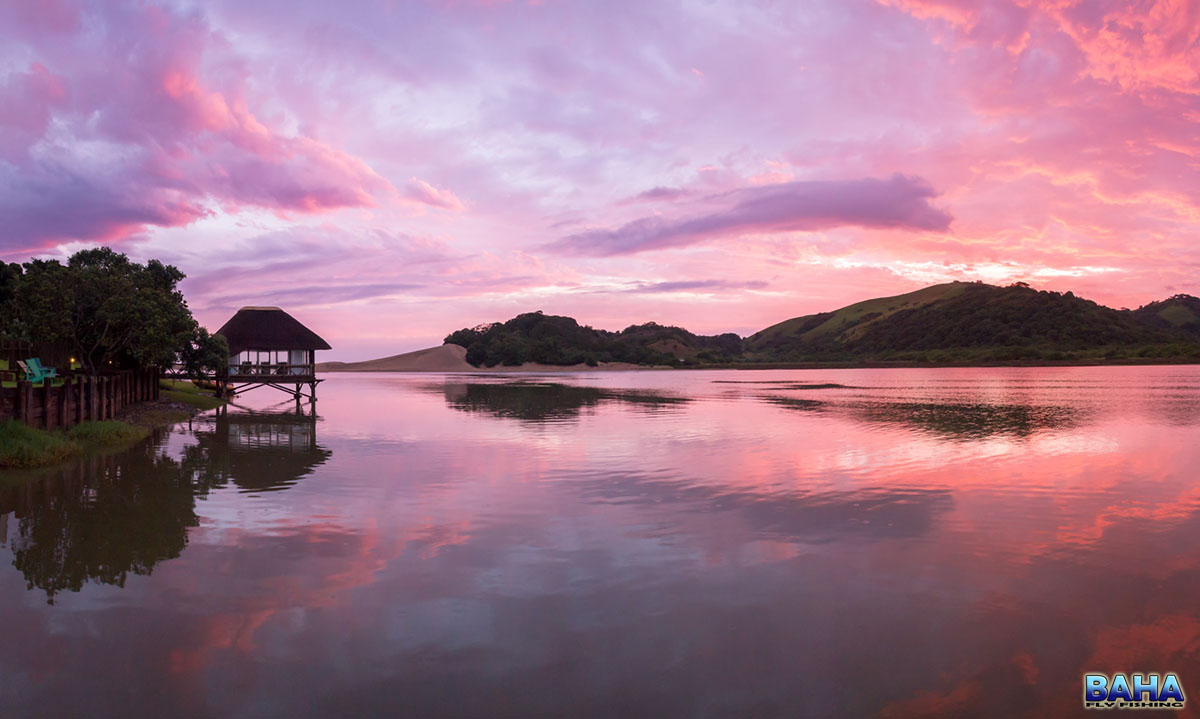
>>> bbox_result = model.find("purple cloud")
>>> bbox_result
[619,187,694,205]
[621,279,769,293]
[548,174,953,256]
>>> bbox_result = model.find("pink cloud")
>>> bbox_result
[403,178,466,211]
[0,1,395,251]
[550,175,952,256]
[1,0,1198,350]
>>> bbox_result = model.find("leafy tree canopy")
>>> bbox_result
[8,247,226,373]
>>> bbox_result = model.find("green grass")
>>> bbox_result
[160,380,227,410]
[806,282,967,341]
[161,388,226,410]
[0,419,160,469]
[1158,303,1199,327]
[67,420,150,446]
[0,420,79,468]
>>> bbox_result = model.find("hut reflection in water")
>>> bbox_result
[183,404,331,493]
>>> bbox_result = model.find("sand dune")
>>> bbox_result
[318,344,475,372]
[317,344,661,373]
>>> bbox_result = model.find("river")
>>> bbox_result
[1,366,1198,717]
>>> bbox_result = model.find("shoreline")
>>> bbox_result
[319,357,1200,373]
[316,341,1200,374]
[0,381,226,472]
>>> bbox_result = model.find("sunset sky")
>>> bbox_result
[1,0,1197,360]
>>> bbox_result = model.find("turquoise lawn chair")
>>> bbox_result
[26,358,58,380]
[16,360,43,382]
[16,359,57,384]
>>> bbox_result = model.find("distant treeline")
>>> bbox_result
[445,282,1200,367]
[444,312,743,367]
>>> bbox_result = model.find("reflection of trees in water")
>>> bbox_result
[0,407,331,603]
[761,391,1085,439]
[0,442,196,603]
[433,382,690,423]
[843,401,1081,439]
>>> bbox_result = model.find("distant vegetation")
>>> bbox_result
[444,312,743,367]
[445,282,1200,367]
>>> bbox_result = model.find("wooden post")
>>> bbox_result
[61,377,73,429]
[16,380,31,425]
[41,379,52,429]
[88,375,98,421]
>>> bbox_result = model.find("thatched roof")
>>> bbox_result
[216,307,332,355]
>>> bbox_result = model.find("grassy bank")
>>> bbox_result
[160,380,227,410]
[0,420,150,469]
[1,381,226,469]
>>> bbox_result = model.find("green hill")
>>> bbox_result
[1133,294,1200,332]
[747,282,968,352]
[747,282,1200,363]
[443,283,1200,368]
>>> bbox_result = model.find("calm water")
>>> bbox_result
[2,366,1199,718]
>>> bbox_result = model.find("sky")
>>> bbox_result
[1,0,1198,361]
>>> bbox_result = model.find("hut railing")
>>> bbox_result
[226,362,315,378]
[161,363,316,380]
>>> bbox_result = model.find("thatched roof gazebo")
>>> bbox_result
[215,307,331,400]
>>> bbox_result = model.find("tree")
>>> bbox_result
[16,247,216,373]
[179,327,230,376]
[0,262,21,339]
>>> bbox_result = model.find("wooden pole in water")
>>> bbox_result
[16,380,31,425]
[40,379,50,429]
[60,376,72,429]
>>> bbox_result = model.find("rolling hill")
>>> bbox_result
[746,281,1200,363]
[328,282,1200,370]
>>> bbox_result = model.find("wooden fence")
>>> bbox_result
[0,369,160,431]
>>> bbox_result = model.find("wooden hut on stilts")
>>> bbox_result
[215,307,331,401]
